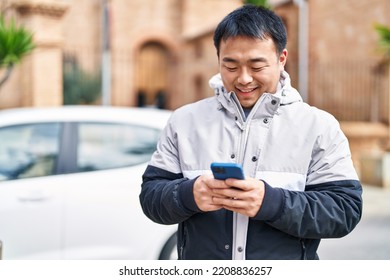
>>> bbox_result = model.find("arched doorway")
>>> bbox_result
[136,42,170,109]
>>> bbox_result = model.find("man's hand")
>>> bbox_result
[212,178,265,217]
[194,175,265,217]
[193,174,225,212]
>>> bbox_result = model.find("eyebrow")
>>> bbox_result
[222,57,268,63]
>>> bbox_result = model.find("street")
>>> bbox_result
[318,185,390,259]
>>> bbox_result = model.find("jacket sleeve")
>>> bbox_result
[256,180,362,238]
[254,115,363,238]
[140,165,201,225]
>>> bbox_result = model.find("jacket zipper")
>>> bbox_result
[230,95,252,260]
[229,94,268,260]
[300,239,307,260]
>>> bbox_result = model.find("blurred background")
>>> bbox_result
[0,0,389,259]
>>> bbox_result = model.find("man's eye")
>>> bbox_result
[226,66,237,71]
[253,67,265,72]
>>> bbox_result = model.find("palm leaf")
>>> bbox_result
[0,15,35,67]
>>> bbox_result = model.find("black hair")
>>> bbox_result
[213,4,287,56]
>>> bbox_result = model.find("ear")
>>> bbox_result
[279,49,288,70]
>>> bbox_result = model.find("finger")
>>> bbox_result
[224,178,252,190]
[205,177,231,190]
[212,187,243,199]
[212,196,245,208]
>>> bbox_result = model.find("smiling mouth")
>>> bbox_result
[236,87,257,94]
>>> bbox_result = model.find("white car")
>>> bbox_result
[0,106,177,260]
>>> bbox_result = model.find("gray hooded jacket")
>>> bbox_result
[140,71,362,260]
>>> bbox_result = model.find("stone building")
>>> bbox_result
[1,0,389,111]
[0,0,244,109]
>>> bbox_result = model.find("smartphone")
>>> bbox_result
[210,162,245,180]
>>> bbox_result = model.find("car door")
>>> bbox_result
[61,122,176,259]
[0,123,64,259]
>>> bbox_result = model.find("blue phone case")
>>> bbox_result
[210,162,245,180]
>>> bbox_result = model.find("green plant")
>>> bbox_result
[63,60,102,105]
[0,15,35,88]
[243,0,270,8]
[374,23,390,58]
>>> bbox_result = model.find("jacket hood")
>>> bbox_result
[208,71,302,106]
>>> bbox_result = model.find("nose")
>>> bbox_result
[237,69,253,85]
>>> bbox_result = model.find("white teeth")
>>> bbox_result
[240,89,254,93]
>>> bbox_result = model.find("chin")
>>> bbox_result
[240,101,256,109]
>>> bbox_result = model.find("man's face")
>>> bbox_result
[218,36,287,109]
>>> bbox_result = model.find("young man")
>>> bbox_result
[140,5,362,259]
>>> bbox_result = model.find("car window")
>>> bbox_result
[77,122,160,172]
[0,123,61,181]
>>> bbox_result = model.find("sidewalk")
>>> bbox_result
[361,184,390,217]
[318,184,390,259]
